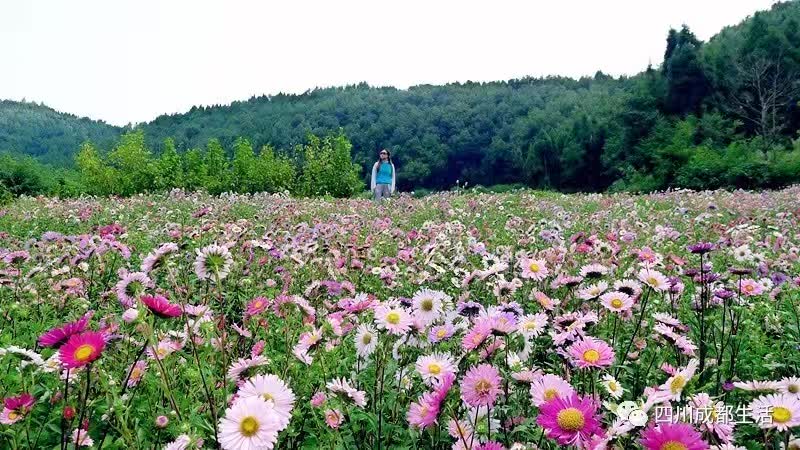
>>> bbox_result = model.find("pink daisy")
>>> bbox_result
[536,394,603,447]
[218,396,281,450]
[532,290,559,310]
[517,313,548,337]
[640,423,709,450]
[568,337,615,369]
[462,319,492,351]
[739,278,763,296]
[238,374,296,430]
[428,324,455,343]
[600,291,634,314]
[38,313,91,348]
[373,303,413,335]
[415,352,457,386]
[324,409,344,428]
[461,364,502,408]
[114,271,153,307]
[519,257,549,281]
[141,294,182,318]
[407,373,455,428]
[245,297,270,317]
[778,376,800,397]
[530,374,575,406]
[638,268,669,292]
[749,393,800,431]
[126,360,147,387]
[59,331,106,369]
[0,393,35,425]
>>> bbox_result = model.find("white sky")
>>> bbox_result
[1,0,778,126]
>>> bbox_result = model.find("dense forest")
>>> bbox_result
[1,1,800,197]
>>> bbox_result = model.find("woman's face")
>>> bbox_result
[380,150,388,161]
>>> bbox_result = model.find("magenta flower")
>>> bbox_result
[141,294,182,318]
[462,319,492,352]
[0,393,35,425]
[536,393,603,447]
[59,331,106,369]
[245,297,270,317]
[568,337,615,369]
[461,364,502,408]
[38,312,91,348]
[640,423,709,450]
[407,373,454,428]
[687,242,715,254]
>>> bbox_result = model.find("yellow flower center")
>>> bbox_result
[8,411,19,421]
[529,263,540,272]
[611,298,623,309]
[647,277,658,286]
[386,312,400,325]
[254,301,263,308]
[428,363,442,375]
[660,442,688,450]
[420,299,434,312]
[608,381,618,391]
[240,416,259,437]
[773,406,792,423]
[670,376,686,394]
[789,384,799,394]
[583,349,600,363]
[475,379,491,394]
[436,329,447,338]
[361,333,372,344]
[544,388,558,401]
[262,393,274,402]
[74,344,94,362]
[556,407,585,431]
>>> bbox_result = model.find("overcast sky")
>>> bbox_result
[1,0,778,126]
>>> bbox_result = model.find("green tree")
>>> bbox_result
[76,142,117,196]
[204,138,231,194]
[156,138,184,190]
[252,145,296,193]
[232,137,256,193]
[107,130,156,195]
[183,148,207,191]
[298,132,362,197]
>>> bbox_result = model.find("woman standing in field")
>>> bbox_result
[370,148,396,202]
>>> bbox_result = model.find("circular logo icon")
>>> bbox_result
[616,401,638,420]
[628,409,648,427]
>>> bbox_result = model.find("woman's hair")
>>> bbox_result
[378,148,392,163]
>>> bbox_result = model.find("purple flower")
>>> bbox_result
[688,242,715,254]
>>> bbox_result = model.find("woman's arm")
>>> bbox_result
[370,162,378,191]
[390,163,396,194]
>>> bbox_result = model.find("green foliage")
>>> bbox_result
[156,138,184,190]
[107,130,157,195]
[203,138,231,195]
[252,144,296,193]
[76,142,117,196]
[297,132,363,198]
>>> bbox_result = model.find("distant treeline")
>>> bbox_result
[0,130,363,201]
[2,1,800,196]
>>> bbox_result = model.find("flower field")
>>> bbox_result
[1,188,800,449]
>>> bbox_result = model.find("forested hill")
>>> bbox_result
[0,100,119,166]
[3,0,800,193]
